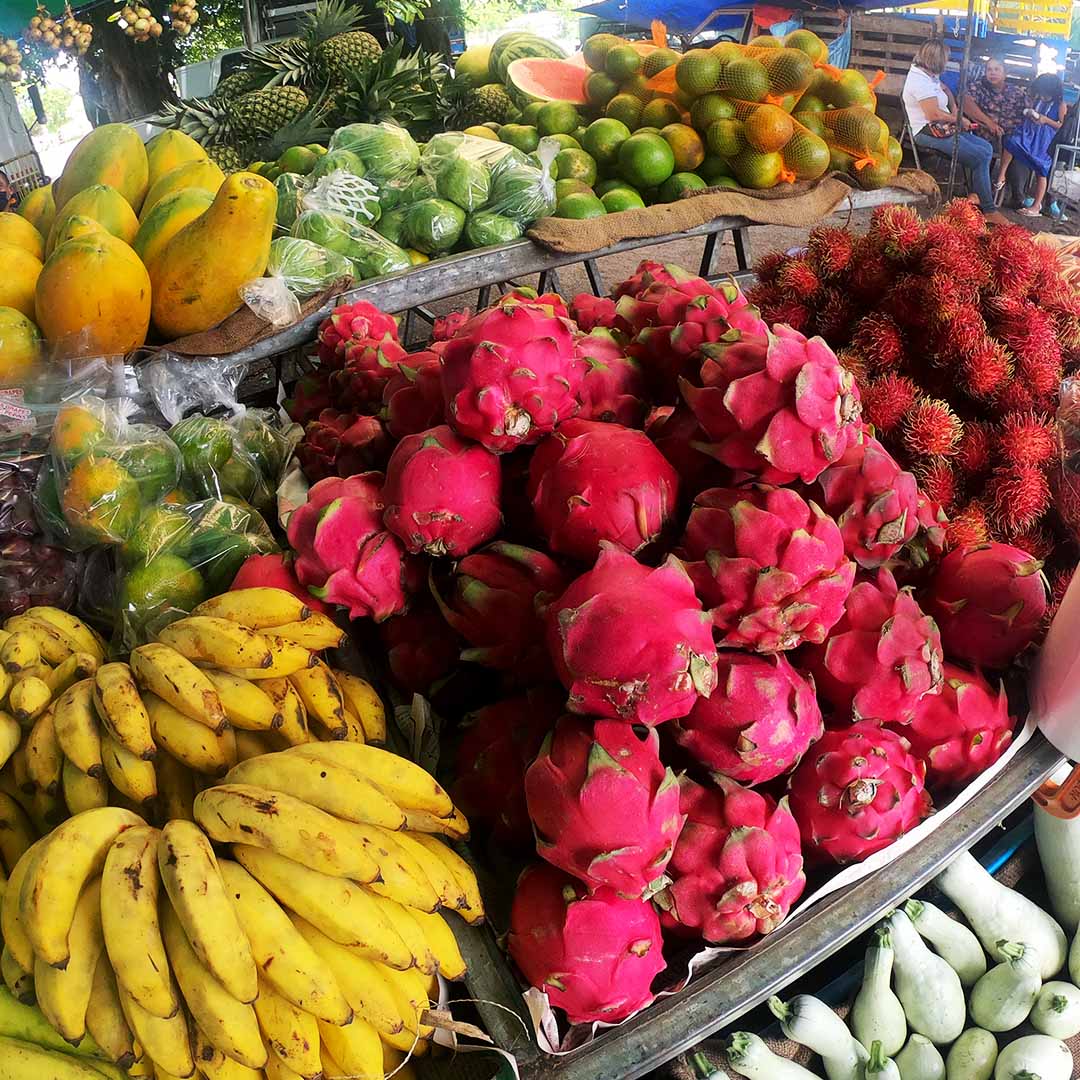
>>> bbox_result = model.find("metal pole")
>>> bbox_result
[947,0,978,200]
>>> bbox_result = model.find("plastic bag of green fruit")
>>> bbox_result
[419,132,523,213]
[293,208,412,280]
[328,122,420,185]
[241,237,354,326]
[485,139,558,225]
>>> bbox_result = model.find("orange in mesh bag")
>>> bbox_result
[718,102,830,185]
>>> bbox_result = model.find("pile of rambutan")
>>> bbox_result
[748,199,1080,563]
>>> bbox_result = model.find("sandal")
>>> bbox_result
[1017,206,1043,217]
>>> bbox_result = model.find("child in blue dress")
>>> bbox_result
[994,72,1068,217]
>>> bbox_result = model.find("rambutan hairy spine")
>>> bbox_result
[997,411,1060,467]
[944,500,990,550]
[986,464,1051,532]
[850,314,904,372]
[807,225,856,279]
[903,398,963,458]
[953,421,993,477]
[913,458,959,512]
[861,374,921,436]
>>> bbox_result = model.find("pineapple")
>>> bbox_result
[206,144,246,173]
[156,96,238,147]
[213,68,269,100]
[229,86,310,136]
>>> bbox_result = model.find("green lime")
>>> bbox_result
[585,71,619,107]
[748,34,782,47]
[520,102,544,126]
[573,126,589,144]
[711,41,742,63]
[555,148,598,186]
[595,177,633,196]
[640,98,682,128]
[642,47,680,77]
[731,148,784,189]
[277,145,318,175]
[605,44,641,81]
[635,126,660,135]
[601,187,645,212]
[122,505,193,566]
[555,192,606,219]
[113,442,180,503]
[718,57,770,102]
[690,93,736,132]
[605,93,643,130]
[583,33,622,71]
[658,171,707,201]
[698,155,732,183]
[545,133,582,151]
[538,101,581,136]
[784,28,828,61]
[499,124,540,153]
[620,73,655,102]
[583,117,632,166]
[714,175,739,189]
[675,49,721,96]
[617,132,675,188]
[707,118,745,158]
[796,94,827,114]
[661,122,705,171]
[119,553,207,633]
[556,178,593,200]
[794,111,826,138]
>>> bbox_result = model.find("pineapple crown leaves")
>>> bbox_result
[333,38,447,128]
[252,95,335,161]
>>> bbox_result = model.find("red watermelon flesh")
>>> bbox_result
[506,57,589,105]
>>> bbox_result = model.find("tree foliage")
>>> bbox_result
[175,0,244,64]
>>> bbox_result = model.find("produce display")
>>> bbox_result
[0,587,480,1079]
[719,826,1080,1079]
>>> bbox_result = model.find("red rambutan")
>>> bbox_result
[813,286,857,344]
[945,305,990,360]
[914,457,959,511]
[995,302,1064,399]
[944,500,991,550]
[921,219,990,287]
[775,256,821,297]
[1046,567,1075,626]
[752,250,788,285]
[940,197,987,236]
[860,374,921,435]
[1032,239,1066,291]
[848,241,897,299]
[806,225,856,279]
[985,224,1040,298]
[1052,310,1080,355]
[868,204,925,262]
[850,313,904,372]
[882,273,927,328]
[1004,523,1055,562]
[953,421,994,476]
[835,348,868,384]
[1050,464,1080,540]
[925,272,981,324]
[903,398,963,458]
[986,464,1051,532]
[997,412,1060,467]
[959,339,1012,401]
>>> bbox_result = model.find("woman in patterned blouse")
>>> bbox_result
[962,58,1026,141]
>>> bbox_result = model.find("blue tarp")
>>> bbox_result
[576,0,747,35]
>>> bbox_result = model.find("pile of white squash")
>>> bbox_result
[721,800,1080,1080]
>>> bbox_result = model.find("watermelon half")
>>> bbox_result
[505,58,589,105]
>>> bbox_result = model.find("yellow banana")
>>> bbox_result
[25,708,62,795]
[34,878,103,1043]
[143,692,233,776]
[8,745,32,797]
[375,962,434,1040]
[366,892,437,976]
[3,614,73,664]
[45,652,99,697]
[348,823,439,914]
[62,757,109,813]
[130,644,226,733]
[253,978,323,1080]
[217,725,238,772]
[334,672,387,745]
[291,915,407,1037]
[233,729,277,761]
[53,679,104,778]
[158,617,274,671]
[25,606,106,663]
[216,859,353,1024]
[320,1045,348,1079]
[193,588,313,629]
[264,1048,311,1080]
[261,678,309,745]
[338,705,366,745]
[317,1014,382,1080]
[1,944,33,1003]
[19,806,142,967]
[287,660,346,740]
[204,671,282,731]
[154,751,195,824]
[0,710,19,772]
[223,752,406,830]
[382,1044,421,1078]
[19,663,52,685]
[287,742,454,817]
[402,806,471,840]
[0,1035,122,1078]
[118,984,194,1079]
[1,839,45,971]
[218,634,316,681]
[160,904,266,1070]
[9,676,51,723]
[101,732,157,809]
[101,825,176,1019]
[1,632,40,674]
[28,788,65,836]
[0,793,35,878]
[269,614,346,652]
[93,663,156,761]
[194,785,379,882]
[407,833,484,922]
[157,820,258,1005]
[86,957,137,1068]
[190,1025,264,1080]
[231,844,411,970]
[409,908,467,981]
[379,831,465,912]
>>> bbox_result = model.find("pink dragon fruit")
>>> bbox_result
[569,294,629,335]
[317,300,399,369]
[524,717,684,899]
[528,420,679,564]
[508,862,666,1024]
[671,653,823,785]
[284,371,332,424]
[787,722,931,864]
[230,553,330,613]
[803,568,944,725]
[575,330,648,427]
[297,410,391,481]
[382,351,444,439]
[331,338,410,411]
[657,775,805,944]
[613,260,687,300]
[431,541,566,679]
[924,542,1048,668]
[815,433,922,568]
[894,662,1015,789]
[433,308,471,342]
[645,406,717,492]
[546,545,718,726]
[681,485,855,653]
[378,605,460,694]
[681,323,863,484]
[383,425,501,557]
[453,687,564,849]
[440,298,584,452]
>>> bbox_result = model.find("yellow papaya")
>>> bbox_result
[140,159,225,221]
[150,171,276,340]
[0,306,42,387]
[35,232,151,357]
[0,212,45,260]
[132,187,213,270]
[54,123,149,214]
[145,130,208,188]
[18,182,55,238]
[47,184,139,256]
[0,242,43,320]
[50,214,105,251]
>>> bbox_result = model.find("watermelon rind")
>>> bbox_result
[491,31,567,83]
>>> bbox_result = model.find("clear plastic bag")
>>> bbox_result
[465,210,524,248]
[404,198,466,255]
[275,173,308,231]
[293,209,412,280]
[328,122,420,186]
[302,170,381,226]
[486,139,558,225]
[241,237,353,327]
[420,133,518,212]
[311,147,368,181]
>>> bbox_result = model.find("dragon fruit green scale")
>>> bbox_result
[525,717,685,899]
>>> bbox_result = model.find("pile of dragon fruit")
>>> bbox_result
[280,199,1065,1031]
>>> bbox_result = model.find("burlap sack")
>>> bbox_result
[527,169,940,254]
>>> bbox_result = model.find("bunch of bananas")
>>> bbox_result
[0,590,484,1079]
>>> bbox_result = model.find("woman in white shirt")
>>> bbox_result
[902,40,996,213]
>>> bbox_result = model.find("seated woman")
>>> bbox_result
[963,57,1026,142]
[995,72,1067,217]
[903,39,997,214]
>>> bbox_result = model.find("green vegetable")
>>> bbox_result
[1030,982,1080,1040]
[903,899,987,988]
[887,910,966,1045]
[168,416,234,497]
[895,1034,946,1080]
[970,940,1041,1032]
[865,1041,901,1080]
[464,211,523,248]
[404,198,466,255]
[724,1032,821,1079]
[851,926,906,1057]
[992,1034,1071,1080]
[944,1028,997,1080]
[768,995,867,1080]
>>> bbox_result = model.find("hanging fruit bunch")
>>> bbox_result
[116,1,163,42]
[24,3,92,57]
[168,0,198,37]
[0,39,23,81]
